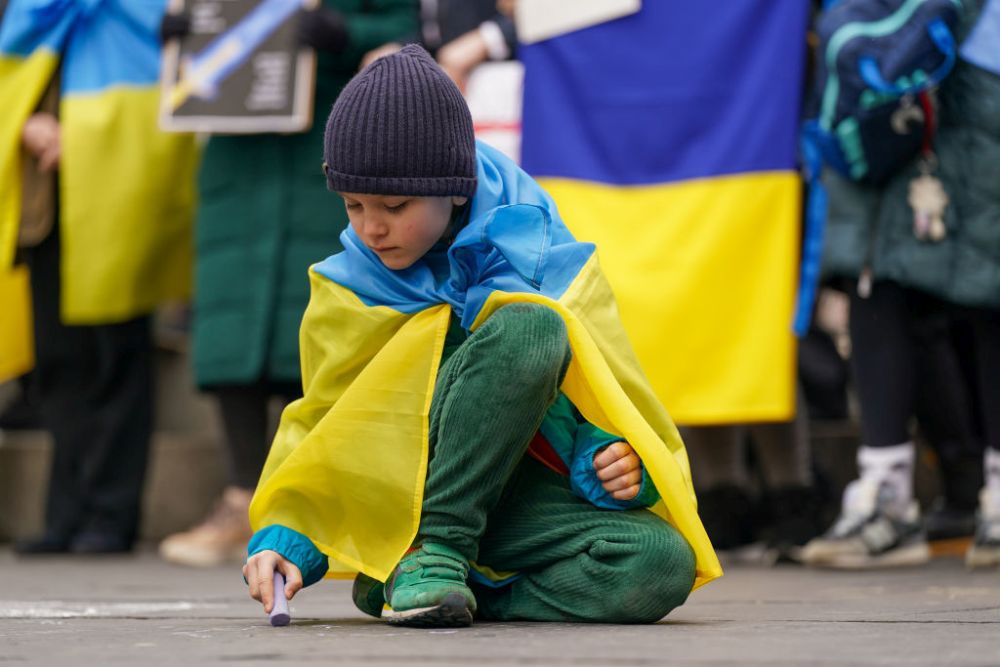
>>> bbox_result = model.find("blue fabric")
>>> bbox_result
[539,395,659,511]
[793,125,829,337]
[0,0,77,55]
[247,525,329,588]
[468,569,522,589]
[520,0,808,184]
[961,0,1000,75]
[0,0,167,92]
[315,141,596,330]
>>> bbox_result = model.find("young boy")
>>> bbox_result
[243,44,720,627]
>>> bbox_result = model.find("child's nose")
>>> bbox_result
[363,216,388,238]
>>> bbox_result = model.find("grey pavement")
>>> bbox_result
[1,548,998,666]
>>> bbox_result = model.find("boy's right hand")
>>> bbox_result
[243,550,303,614]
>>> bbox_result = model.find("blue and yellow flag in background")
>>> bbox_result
[520,1,808,425]
[0,0,197,330]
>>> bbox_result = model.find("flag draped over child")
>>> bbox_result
[250,142,723,591]
[520,1,809,424]
[0,0,197,328]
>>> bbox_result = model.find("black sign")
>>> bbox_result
[160,0,316,133]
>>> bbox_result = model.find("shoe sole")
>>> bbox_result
[965,547,1000,569]
[808,542,931,569]
[159,543,246,568]
[382,592,474,628]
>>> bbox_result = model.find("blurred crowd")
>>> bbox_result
[1,0,998,578]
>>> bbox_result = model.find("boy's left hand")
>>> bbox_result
[594,441,642,501]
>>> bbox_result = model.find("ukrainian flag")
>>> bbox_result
[521,2,808,424]
[0,0,198,327]
[250,142,722,591]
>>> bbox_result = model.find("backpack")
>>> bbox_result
[807,0,963,185]
[793,0,964,335]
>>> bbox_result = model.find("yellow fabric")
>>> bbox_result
[0,47,198,324]
[0,49,59,271]
[538,172,799,425]
[251,269,449,581]
[0,265,35,383]
[472,256,721,590]
[60,88,198,323]
[251,262,723,590]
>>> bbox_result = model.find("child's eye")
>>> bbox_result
[385,201,408,213]
[345,202,360,211]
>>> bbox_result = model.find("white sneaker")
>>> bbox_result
[801,478,929,569]
[966,486,1000,569]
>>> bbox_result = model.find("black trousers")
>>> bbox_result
[210,381,300,490]
[850,280,996,455]
[24,224,153,543]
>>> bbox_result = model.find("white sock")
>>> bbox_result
[857,442,915,514]
[982,449,1000,514]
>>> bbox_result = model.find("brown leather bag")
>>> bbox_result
[18,73,59,248]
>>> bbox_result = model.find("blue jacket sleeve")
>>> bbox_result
[247,525,329,587]
[539,394,659,510]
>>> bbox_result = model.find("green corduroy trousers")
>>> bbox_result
[417,303,695,623]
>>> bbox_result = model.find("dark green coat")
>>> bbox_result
[193,0,417,388]
[821,1,1000,308]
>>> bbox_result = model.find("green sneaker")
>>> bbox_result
[382,542,477,627]
[352,573,386,618]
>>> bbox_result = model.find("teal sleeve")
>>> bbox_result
[571,422,660,510]
[247,525,329,588]
[539,394,659,510]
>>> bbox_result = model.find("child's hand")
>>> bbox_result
[593,442,642,501]
[243,550,303,614]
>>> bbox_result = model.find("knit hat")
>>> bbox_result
[322,44,477,197]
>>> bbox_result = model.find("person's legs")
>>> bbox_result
[17,223,153,554]
[159,381,298,566]
[472,459,695,623]
[383,303,571,625]
[16,224,89,552]
[217,384,272,490]
[914,316,981,540]
[802,281,930,568]
[71,314,153,551]
[681,425,756,549]
[966,308,1000,567]
[749,388,825,559]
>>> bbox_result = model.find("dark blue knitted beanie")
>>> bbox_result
[322,44,477,197]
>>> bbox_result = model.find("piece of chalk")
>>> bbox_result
[269,571,290,626]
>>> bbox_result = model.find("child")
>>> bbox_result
[242,44,720,627]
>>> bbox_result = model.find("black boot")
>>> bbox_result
[14,532,72,555]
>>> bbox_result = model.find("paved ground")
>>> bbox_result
[1,548,998,666]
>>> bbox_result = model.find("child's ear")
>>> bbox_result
[451,196,468,207]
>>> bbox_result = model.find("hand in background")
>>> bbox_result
[360,42,403,70]
[159,11,191,43]
[593,441,642,501]
[497,0,516,18]
[436,29,489,93]
[21,112,60,173]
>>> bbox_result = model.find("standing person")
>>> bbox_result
[801,0,1000,568]
[1,1,198,553]
[158,0,417,568]
[242,45,720,626]
[360,0,516,91]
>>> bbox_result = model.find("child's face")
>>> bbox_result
[340,192,467,270]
